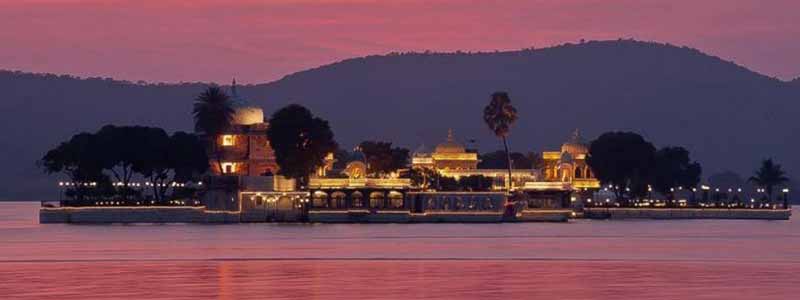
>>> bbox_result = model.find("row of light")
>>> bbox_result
[602,184,789,194]
[93,200,201,206]
[58,182,97,187]
[59,181,203,187]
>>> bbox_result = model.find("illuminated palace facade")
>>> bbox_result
[207,81,279,176]
[199,84,599,220]
[411,129,600,194]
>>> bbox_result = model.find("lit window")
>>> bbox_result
[221,135,235,146]
[221,162,237,174]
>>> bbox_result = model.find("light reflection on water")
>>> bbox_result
[0,202,798,299]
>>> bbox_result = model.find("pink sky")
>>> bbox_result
[1,0,798,83]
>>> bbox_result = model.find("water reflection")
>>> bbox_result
[0,202,799,299]
[1,260,799,299]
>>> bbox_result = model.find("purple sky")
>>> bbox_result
[1,0,798,83]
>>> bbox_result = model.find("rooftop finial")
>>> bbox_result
[231,78,239,99]
[447,128,454,142]
[570,128,582,143]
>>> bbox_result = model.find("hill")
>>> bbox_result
[2,40,798,200]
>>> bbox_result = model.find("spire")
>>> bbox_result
[229,78,249,107]
[447,128,455,142]
[231,78,239,99]
[570,128,582,144]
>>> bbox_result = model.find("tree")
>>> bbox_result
[483,92,518,192]
[458,175,494,191]
[95,125,144,200]
[358,141,409,176]
[407,167,438,189]
[651,147,702,206]
[130,127,171,202]
[134,130,210,202]
[192,86,234,173]
[586,132,656,205]
[479,151,534,169]
[748,158,789,205]
[437,176,460,191]
[332,149,354,170]
[267,104,338,188]
[39,132,107,201]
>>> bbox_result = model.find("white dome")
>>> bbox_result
[232,106,264,125]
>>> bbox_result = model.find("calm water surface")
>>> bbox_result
[0,202,798,299]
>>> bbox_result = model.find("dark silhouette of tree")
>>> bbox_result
[587,132,656,205]
[41,125,210,204]
[131,127,171,202]
[651,146,702,206]
[437,176,460,191]
[407,167,438,189]
[94,125,146,200]
[267,104,338,188]
[332,149,353,170]
[478,151,533,169]
[169,132,210,183]
[748,158,789,204]
[358,141,409,176]
[192,86,234,173]
[458,175,494,191]
[134,130,209,202]
[483,92,518,192]
[526,152,545,169]
[39,132,107,201]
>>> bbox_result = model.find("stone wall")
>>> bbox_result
[584,208,791,220]
[40,207,214,223]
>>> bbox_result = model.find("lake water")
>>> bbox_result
[0,202,798,299]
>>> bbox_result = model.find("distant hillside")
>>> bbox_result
[2,40,798,200]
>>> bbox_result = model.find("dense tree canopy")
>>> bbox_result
[40,125,209,202]
[266,104,338,187]
[587,132,656,202]
[478,151,540,169]
[651,146,702,202]
[40,133,107,200]
[358,141,409,176]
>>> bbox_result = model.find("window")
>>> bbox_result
[221,162,236,174]
[369,192,385,209]
[388,191,404,209]
[313,191,328,208]
[221,135,235,146]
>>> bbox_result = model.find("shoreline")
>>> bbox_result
[39,205,791,224]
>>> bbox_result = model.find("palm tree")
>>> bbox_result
[748,158,789,206]
[193,86,234,174]
[483,91,518,193]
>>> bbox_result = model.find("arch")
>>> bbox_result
[312,191,328,208]
[276,196,294,211]
[574,167,582,179]
[388,191,404,209]
[331,191,346,209]
[369,191,385,209]
[351,191,364,208]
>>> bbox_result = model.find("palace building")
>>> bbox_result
[411,129,600,194]
[412,129,479,171]
[537,129,600,190]
[208,80,279,176]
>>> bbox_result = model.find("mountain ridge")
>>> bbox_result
[2,39,798,200]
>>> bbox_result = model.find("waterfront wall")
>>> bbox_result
[40,207,239,224]
[40,206,790,223]
[584,208,791,220]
